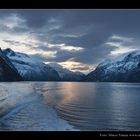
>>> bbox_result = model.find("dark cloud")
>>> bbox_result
[3,40,34,48]
[16,10,63,28]
[0,10,140,71]
[47,50,81,62]
[3,40,21,46]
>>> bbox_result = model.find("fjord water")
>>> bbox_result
[0,82,140,130]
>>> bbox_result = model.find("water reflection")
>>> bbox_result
[39,82,140,130]
[0,82,140,130]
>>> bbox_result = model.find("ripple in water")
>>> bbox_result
[0,82,76,131]
[40,82,140,130]
[0,82,140,130]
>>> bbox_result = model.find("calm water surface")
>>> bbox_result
[0,82,140,130]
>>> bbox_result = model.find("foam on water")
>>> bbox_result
[0,82,77,131]
[1,82,140,131]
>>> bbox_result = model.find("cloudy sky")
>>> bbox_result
[0,9,140,74]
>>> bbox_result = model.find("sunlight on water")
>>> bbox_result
[39,82,140,130]
[0,82,140,130]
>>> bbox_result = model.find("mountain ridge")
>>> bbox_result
[48,62,85,81]
[83,51,140,82]
[0,48,22,81]
[3,48,85,81]
[1,47,140,82]
[3,48,60,81]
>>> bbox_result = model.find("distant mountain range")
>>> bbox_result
[48,63,85,81]
[1,48,84,81]
[83,51,140,82]
[0,48,22,81]
[1,48,140,82]
[3,48,60,81]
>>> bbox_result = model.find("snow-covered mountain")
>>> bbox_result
[3,48,60,81]
[83,51,140,82]
[48,63,85,81]
[0,48,22,81]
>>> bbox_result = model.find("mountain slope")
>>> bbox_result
[49,63,85,81]
[3,48,60,81]
[83,51,140,82]
[0,48,22,81]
